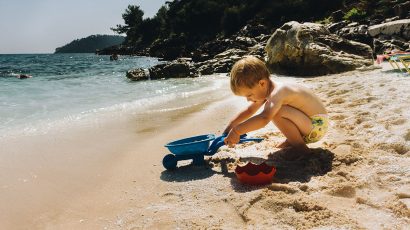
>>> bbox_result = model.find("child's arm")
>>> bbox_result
[224,90,285,147]
[234,98,283,134]
[222,100,265,134]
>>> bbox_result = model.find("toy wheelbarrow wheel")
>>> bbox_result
[163,154,177,170]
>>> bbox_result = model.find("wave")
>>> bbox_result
[0,76,228,139]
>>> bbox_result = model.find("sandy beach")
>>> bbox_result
[1,63,410,229]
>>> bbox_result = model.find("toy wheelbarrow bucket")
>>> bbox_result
[164,134,216,155]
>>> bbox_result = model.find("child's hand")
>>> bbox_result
[224,128,240,147]
[222,124,233,135]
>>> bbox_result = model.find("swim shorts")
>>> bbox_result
[303,114,329,144]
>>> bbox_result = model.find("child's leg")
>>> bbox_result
[272,105,312,152]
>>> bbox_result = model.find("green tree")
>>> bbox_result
[111,5,144,45]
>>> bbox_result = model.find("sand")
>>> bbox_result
[1,63,410,229]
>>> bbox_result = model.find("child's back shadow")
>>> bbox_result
[229,147,334,192]
[268,147,334,183]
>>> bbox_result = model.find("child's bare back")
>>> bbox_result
[267,82,326,117]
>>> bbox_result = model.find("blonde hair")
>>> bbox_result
[230,56,270,94]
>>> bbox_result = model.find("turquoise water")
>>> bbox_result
[0,54,227,137]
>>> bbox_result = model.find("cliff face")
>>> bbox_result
[55,35,125,53]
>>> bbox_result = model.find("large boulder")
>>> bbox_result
[368,19,410,40]
[126,68,149,81]
[149,58,198,79]
[265,21,374,76]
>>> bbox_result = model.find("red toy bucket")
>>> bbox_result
[235,162,276,185]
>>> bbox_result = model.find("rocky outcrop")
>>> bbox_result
[189,23,271,75]
[193,36,258,62]
[195,49,247,75]
[368,19,410,39]
[149,58,198,79]
[328,19,410,54]
[265,21,374,76]
[367,19,410,53]
[126,58,198,81]
[333,22,373,48]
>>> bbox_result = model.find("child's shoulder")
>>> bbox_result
[270,82,304,100]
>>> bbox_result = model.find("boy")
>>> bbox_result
[223,56,328,154]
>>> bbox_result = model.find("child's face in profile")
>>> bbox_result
[237,80,268,103]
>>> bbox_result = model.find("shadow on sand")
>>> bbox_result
[229,147,334,192]
[160,148,334,191]
[160,163,217,182]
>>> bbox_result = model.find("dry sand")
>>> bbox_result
[1,63,410,229]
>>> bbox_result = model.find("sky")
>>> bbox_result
[0,0,167,54]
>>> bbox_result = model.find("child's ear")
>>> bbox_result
[259,79,266,88]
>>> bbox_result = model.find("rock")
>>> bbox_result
[369,16,384,26]
[148,58,198,79]
[237,21,270,37]
[126,69,149,81]
[265,21,374,76]
[213,48,247,59]
[336,24,373,47]
[327,21,348,33]
[193,38,234,62]
[254,34,271,44]
[331,10,344,22]
[16,74,32,79]
[194,36,257,62]
[368,19,410,40]
[234,36,257,47]
[126,59,198,81]
[393,1,410,18]
[383,16,400,23]
[195,49,246,75]
[247,44,266,60]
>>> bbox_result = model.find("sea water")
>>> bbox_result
[0,54,229,138]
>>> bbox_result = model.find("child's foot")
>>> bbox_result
[277,139,291,149]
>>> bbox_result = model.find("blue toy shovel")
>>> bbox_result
[163,133,263,170]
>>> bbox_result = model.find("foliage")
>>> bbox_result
[315,17,333,25]
[112,0,345,49]
[343,7,366,22]
[55,35,125,53]
[112,0,404,57]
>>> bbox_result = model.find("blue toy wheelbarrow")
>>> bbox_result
[163,133,263,170]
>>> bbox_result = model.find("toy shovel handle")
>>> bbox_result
[239,138,263,143]
[206,134,263,156]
